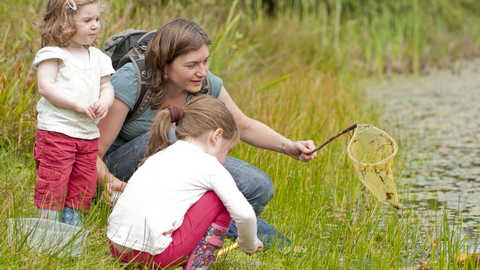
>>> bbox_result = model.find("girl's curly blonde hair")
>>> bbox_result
[36,0,106,48]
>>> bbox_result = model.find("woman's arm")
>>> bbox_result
[218,87,317,162]
[96,97,130,195]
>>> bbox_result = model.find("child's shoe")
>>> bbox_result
[184,223,228,270]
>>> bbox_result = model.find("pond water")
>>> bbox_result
[367,60,480,254]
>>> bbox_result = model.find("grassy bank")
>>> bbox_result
[1,0,479,269]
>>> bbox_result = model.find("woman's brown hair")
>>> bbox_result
[142,96,239,164]
[145,18,212,111]
[36,0,106,48]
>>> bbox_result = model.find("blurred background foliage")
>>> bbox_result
[1,0,479,152]
[0,0,480,152]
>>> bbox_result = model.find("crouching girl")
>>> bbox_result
[107,96,263,269]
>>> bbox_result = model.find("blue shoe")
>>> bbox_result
[226,220,237,239]
[226,217,291,250]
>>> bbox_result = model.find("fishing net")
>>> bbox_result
[347,124,401,210]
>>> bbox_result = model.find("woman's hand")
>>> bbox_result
[102,179,127,206]
[284,139,317,162]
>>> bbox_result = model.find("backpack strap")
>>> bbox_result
[125,56,152,123]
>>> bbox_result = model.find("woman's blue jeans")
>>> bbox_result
[103,129,274,216]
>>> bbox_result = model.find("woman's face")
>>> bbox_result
[165,44,209,94]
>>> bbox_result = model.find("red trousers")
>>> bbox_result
[33,129,98,210]
[110,191,232,269]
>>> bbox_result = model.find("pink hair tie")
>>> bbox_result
[169,105,184,124]
[67,0,77,11]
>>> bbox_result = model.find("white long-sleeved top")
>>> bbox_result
[107,140,258,255]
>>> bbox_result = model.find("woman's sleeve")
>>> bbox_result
[110,63,138,110]
[207,72,223,98]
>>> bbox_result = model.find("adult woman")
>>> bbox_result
[96,18,317,220]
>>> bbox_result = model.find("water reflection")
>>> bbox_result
[367,60,480,256]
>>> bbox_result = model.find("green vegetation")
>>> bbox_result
[1,0,479,269]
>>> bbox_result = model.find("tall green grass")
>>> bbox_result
[1,0,480,269]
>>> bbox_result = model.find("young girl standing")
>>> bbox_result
[32,0,115,226]
[107,96,263,269]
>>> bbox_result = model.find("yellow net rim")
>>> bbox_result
[347,124,398,167]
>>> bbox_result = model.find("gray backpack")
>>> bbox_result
[102,29,211,123]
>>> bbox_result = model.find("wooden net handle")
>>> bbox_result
[307,124,357,155]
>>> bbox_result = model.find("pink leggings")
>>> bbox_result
[109,191,232,269]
